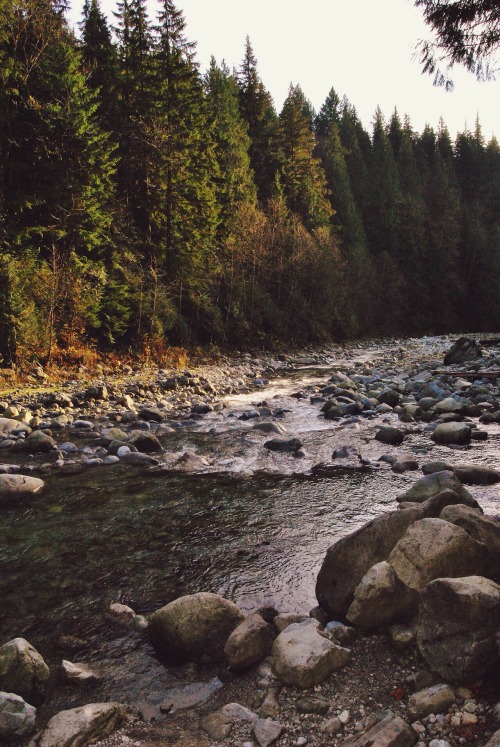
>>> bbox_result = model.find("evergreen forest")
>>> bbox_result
[1,0,500,368]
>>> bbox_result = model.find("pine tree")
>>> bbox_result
[80,0,118,126]
[277,84,332,230]
[237,37,278,203]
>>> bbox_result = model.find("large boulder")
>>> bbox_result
[396,471,478,508]
[316,507,424,619]
[0,638,50,705]
[439,504,500,579]
[272,620,350,688]
[0,417,31,436]
[346,561,418,629]
[0,692,37,739]
[375,427,406,446]
[388,518,487,592]
[451,464,500,485]
[224,613,274,670]
[0,474,44,502]
[443,336,482,365]
[417,575,500,682]
[431,422,471,446]
[28,702,127,747]
[148,592,245,663]
[18,431,55,453]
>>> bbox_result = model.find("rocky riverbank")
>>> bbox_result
[1,335,500,747]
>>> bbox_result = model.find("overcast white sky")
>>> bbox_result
[68,0,499,141]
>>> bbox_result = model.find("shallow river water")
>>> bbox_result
[1,339,499,715]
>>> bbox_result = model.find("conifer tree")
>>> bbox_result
[80,0,118,126]
[237,38,278,203]
[277,84,332,231]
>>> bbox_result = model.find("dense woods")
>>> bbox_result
[1,0,500,367]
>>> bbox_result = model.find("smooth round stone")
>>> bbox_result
[0,474,44,500]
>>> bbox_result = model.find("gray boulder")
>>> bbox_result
[264,437,303,452]
[439,504,500,577]
[0,417,31,436]
[224,613,274,670]
[346,561,418,629]
[272,621,350,688]
[0,692,36,738]
[396,471,478,508]
[19,431,56,453]
[388,518,487,591]
[443,336,482,365]
[128,431,162,453]
[451,464,500,485]
[431,422,471,446]
[0,474,44,501]
[137,407,165,422]
[417,575,500,682]
[149,592,245,663]
[28,702,127,747]
[0,638,50,704]
[486,731,500,747]
[375,427,406,446]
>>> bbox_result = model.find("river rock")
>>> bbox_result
[417,575,500,682]
[252,422,287,435]
[0,692,37,738]
[119,451,159,466]
[100,427,129,443]
[138,406,165,422]
[316,506,427,618]
[17,430,55,453]
[149,592,245,663]
[407,684,456,720]
[443,336,482,365]
[0,639,50,705]
[439,504,500,576]
[341,710,417,747]
[396,471,477,508]
[273,613,311,633]
[388,518,487,591]
[128,431,162,453]
[0,417,32,436]
[431,422,471,445]
[486,731,500,747]
[0,474,44,500]
[28,702,127,747]
[201,711,233,740]
[346,561,418,628]
[451,464,500,485]
[224,613,274,670]
[272,620,350,688]
[264,437,303,452]
[375,426,406,446]
[392,456,419,473]
[60,660,102,684]
[377,388,401,408]
[253,717,283,747]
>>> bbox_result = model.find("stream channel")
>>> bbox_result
[1,338,499,719]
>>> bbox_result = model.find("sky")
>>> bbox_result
[68,0,499,141]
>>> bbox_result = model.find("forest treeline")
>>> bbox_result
[1,0,499,367]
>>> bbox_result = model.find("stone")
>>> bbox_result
[339,710,350,724]
[107,603,136,627]
[259,688,280,718]
[396,471,477,508]
[118,451,159,466]
[450,464,500,485]
[201,711,233,740]
[320,716,342,735]
[272,621,350,688]
[417,576,500,682]
[375,427,406,446]
[347,561,418,628]
[137,406,165,422]
[439,504,500,578]
[128,432,162,453]
[100,427,129,443]
[0,638,50,704]
[84,385,108,400]
[341,710,417,747]
[273,613,311,633]
[0,474,44,501]
[252,422,287,435]
[485,730,500,747]
[296,695,330,715]
[28,703,127,747]
[148,592,245,663]
[431,422,471,446]
[443,337,482,365]
[253,717,283,747]
[316,506,426,618]
[407,684,456,720]
[389,623,417,650]
[221,702,258,723]
[377,389,401,408]
[264,437,303,452]
[0,418,32,438]
[392,457,419,474]
[0,692,37,738]
[224,613,274,670]
[60,660,102,684]
[173,451,209,471]
[388,518,487,592]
